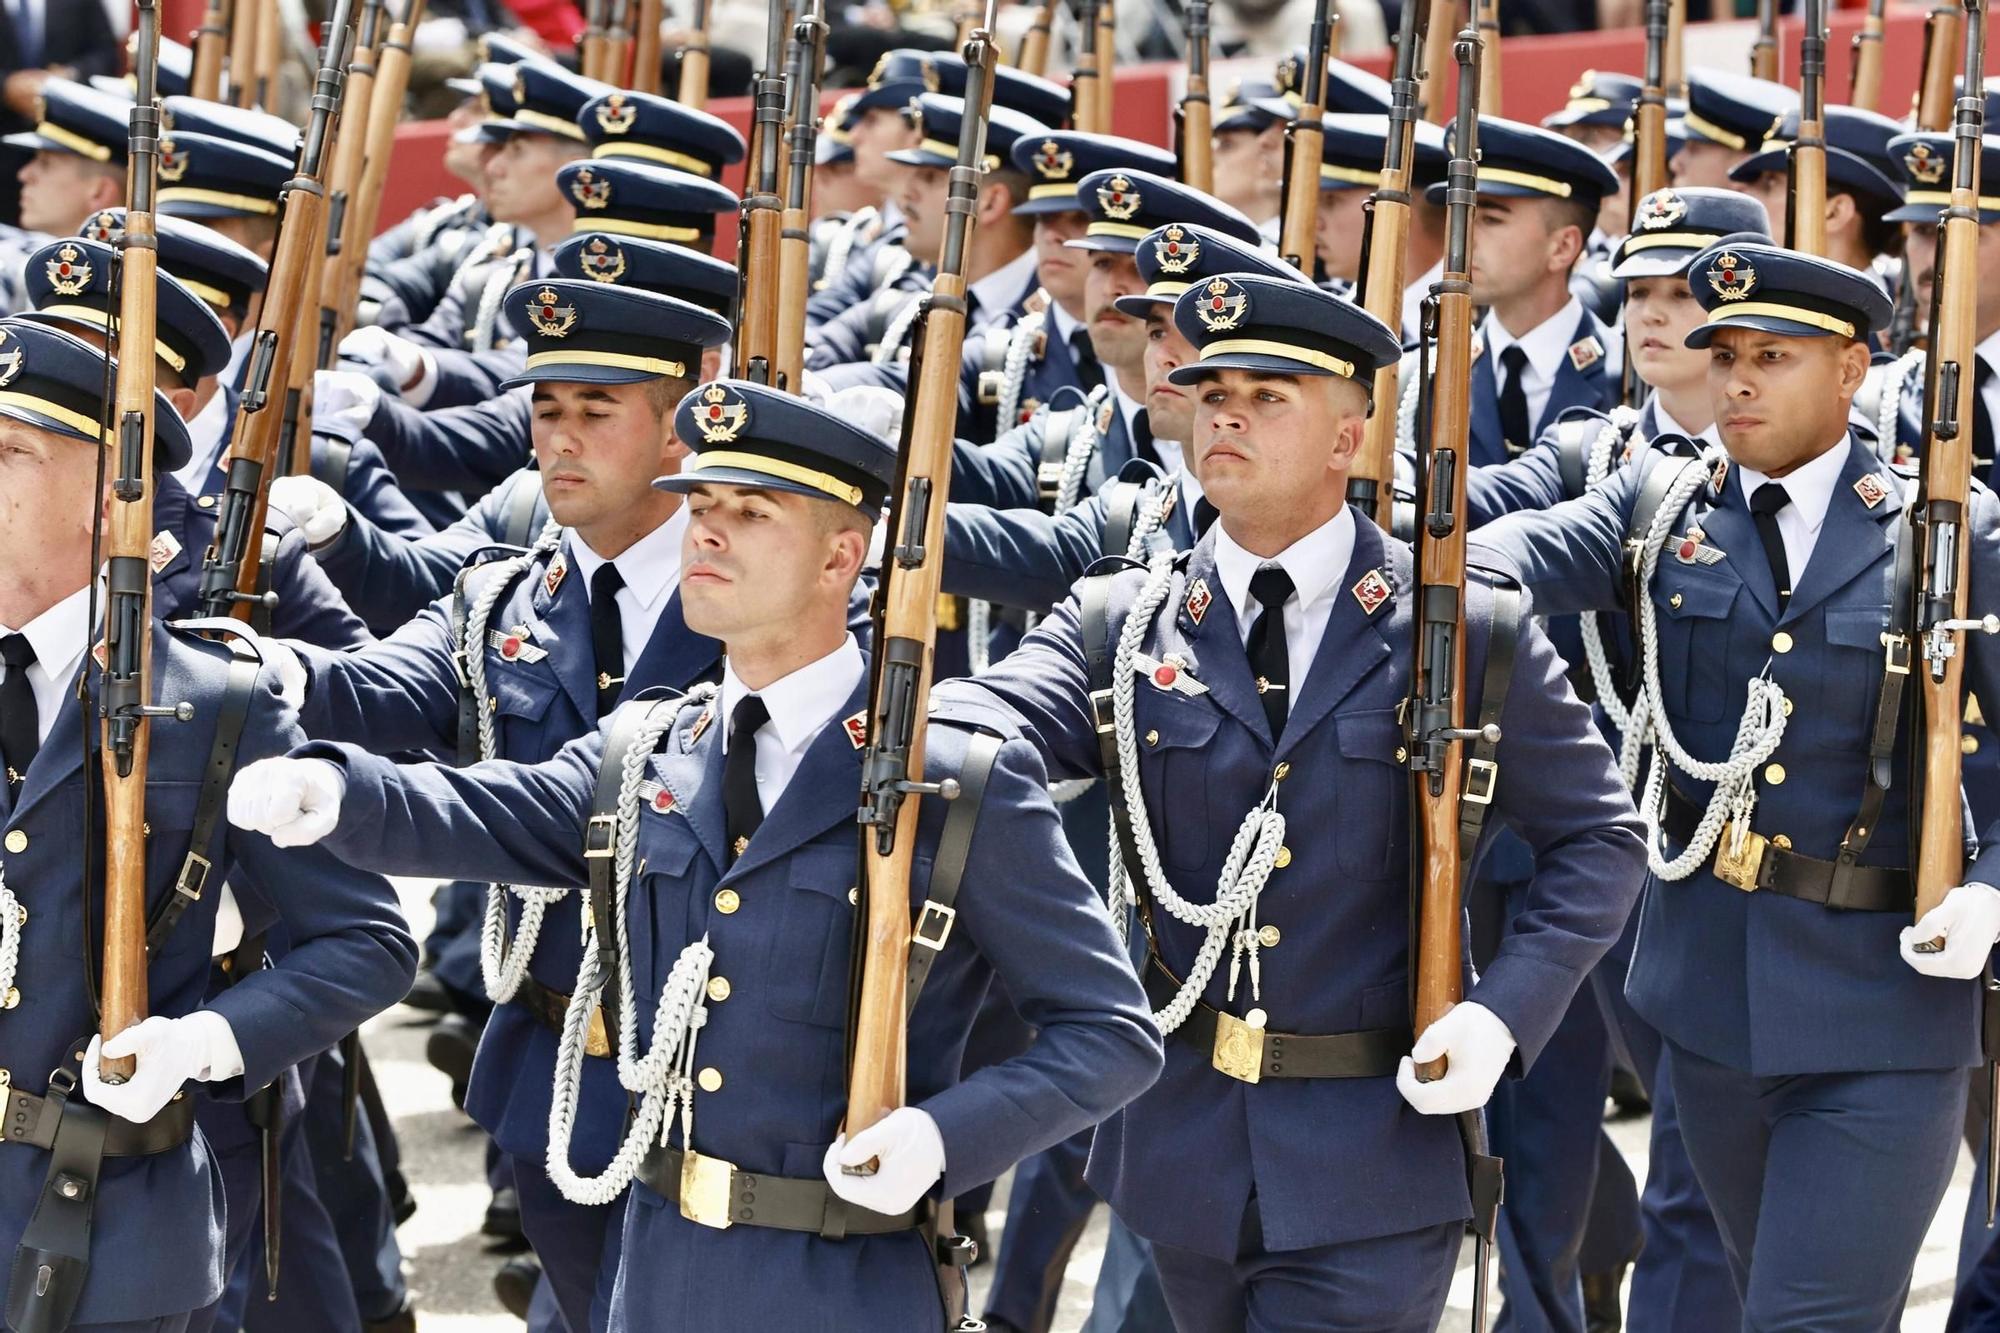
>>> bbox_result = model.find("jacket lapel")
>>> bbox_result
[725,678,868,882]
[1282,521,1398,752]
[531,537,601,722]
[1172,536,1270,742]
[1701,471,1781,621]
[1536,310,1610,439]
[1468,346,1504,467]
[651,700,727,873]
[1781,437,1900,624]
[627,592,723,695]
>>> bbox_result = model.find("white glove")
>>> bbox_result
[312,369,383,434]
[1396,1001,1516,1116]
[82,1011,244,1123]
[827,385,907,444]
[338,326,425,387]
[228,756,346,848]
[1902,882,2000,979]
[797,368,833,406]
[822,1106,946,1215]
[267,474,348,547]
[259,638,308,711]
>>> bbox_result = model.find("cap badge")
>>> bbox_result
[1033,139,1073,180]
[580,235,627,284]
[46,243,91,297]
[1185,576,1214,625]
[0,329,23,390]
[84,210,122,245]
[1098,174,1142,222]
[1568,70,1597,101]
[1195,276,1249,333]
[526,288,578,338]
[595,93,637,135]
[156,136,188,183]
[921,57,942,93]
[866,52,893,89]
[1154,224,1199,276]
[1904,142,1947,185]
[901,96,925,139]
[1853,473,1890,508]
[695,383,749,444]
[511,68,529,104]
[1352,568,1392,615]
[1634,190,1686,230]
[1706,250,1756,302]
[569,166,612,211]
[1275,54,1300,95]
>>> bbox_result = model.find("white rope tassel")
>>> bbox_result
[0,867,20,1009]
[1621,454,1789,879]
[473,247,533,351]
[872,294,925,365]
[1395,359,1422,455]
[1574,408,1646,786]
[995,307,1047,433]
[1874,349,1924,461]
[473,525,575,1005]
[1106,554,1288,1032]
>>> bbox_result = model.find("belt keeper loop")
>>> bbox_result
[819,1193,850,1241]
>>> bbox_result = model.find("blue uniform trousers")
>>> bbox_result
[1668,1041,1966,1332]
[1147,1202,1459,1333]
[510,1151,620,1333]
[983,1128,1096,1332]
[219,1120,363,1332]
[1083,1216,1173,1333]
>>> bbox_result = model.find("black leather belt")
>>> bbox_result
[1144,959,1410,1084]
[1662,784,1914,912]
[636,1143,922,1237]
[3,1080,194,1156]
[520,978,610,1058]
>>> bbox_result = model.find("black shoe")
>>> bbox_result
[363,1297,417,1333]
[483,1184,527,1251]
[1582,1268,1626,1333]
[494,1254,540,1320]
[426,1014,479,1108]
[403,966,454,1017]
[1607,1065,1651,1119]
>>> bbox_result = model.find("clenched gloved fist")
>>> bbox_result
[822,1106,946,1215]
[1396,1001,1516,1116]
[338,326,428,392]
[313,368,383,434]
[83,1012,243,1123]
[228,756,346,848]
[1901,882,2000,979]
[268,474,348,547]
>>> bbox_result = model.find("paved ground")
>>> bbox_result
[374,878,1974,1330]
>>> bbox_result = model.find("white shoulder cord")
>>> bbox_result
[1573,408,1646,786]
[819,206,874,292]
[472,524,571,1005]
[871,293,925,366]
[995,306,1049,432]
[873,244,915,296]
[0,867,20,1009]
[1614,456,1790,878]
[1103,553,1289,1032]
[472,246,534,352]
[547,685,720,1207]
[1873,349,1924,461]
[1394,357,1422,454]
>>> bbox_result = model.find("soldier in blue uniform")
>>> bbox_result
[0,316,416,1333]
[1671,69,1798,191]
[3,80,131,256]
[945,275,1646,1330]
[1726,105,1906,285]
[229,378,1165,1333]
[1307,114,1448,298]
[153,93,302,267]
[1472,243,2000,1331]
[266,277,733,1333]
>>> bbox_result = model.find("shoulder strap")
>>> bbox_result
[500,473,546,548]
[903,731,1003,1018]
[311,434,353,494]
[1621,454,1707,610]
[1456,583,1520,864]
[1101,478,1146,559]
[1036,406,1083,509]
[1832,508,1918,886]
[146,627,263,953]
[1554,418,1594,501]
[1080,566,1152,896]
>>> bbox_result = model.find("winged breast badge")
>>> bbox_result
[526,288,578,337]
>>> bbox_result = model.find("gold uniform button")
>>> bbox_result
[1781,697,1793,717]
[1144,729,1160,747]
[1669,592,1684,610]
[1763,763,1786,785]
[1771,632,1793,654]
[1257,924,1281,947]
[1965,734,1982,756]
[4,830,26,854]
[714,889,740,915]
[1770,834,1792,850]
[706,977,731,1002]
[697,1067,723,1093]
[1,987,16,1010]
[1274,846,1293,869]
[1273,762,1291,782]
[196,494,216,509]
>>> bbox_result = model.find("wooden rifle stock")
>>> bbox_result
[734,0,791,382]
[1918,1,1964,129]
[1073,0,1104,132]
[1016,1,1055,77]
[1664,0,1686,94]
[319,0,387,367]
[190,0,230,101]
[632,0,664,94]
[679,0,714,108]
[605,0,634,84]
[1850,0,1886,110]
[775,1,828,392]
[228,0,261,106]
[1278,0,1334,274]
[100,0,169,1087]
[581,0,611,80]
[849,2,1000,1147]
[198,0,357,620]
[1353,0,1431,526]
[252,0,282,110]
[1751,0,1778,81]
[1623,0,1670,408]
[1178,0,1213,193]
[1914,0,1987,925]
[1788,0,1829,256]
[1476,0,1502,114]
[1095,0,1115,117]
[333,0,426,350]
[1410,29,1483,1086]
[1422,0,1462,123]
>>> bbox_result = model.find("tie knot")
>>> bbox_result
[591,562,625,602]
[1500,344,1529,373]
[730,693,771,744]
[0,634,33,671]
[1750,482,1791,517]
[1249,565,1295,611]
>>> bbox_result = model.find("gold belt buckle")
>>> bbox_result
[1712,821,1768,892]
[1211,1009,1267,1084]
[679,1150,735,1229]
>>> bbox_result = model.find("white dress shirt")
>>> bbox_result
[966,247,1040,330]
[718,634,867,815]
[567,506,689,678]
[1212,507,1357,710]
[1650,400,1721,453]
[1483,296,1585,439]
[1734,434,1853,588]
[172,388,232,493]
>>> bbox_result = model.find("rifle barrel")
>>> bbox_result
[1278,0,1334,273]
[1179,1,1213,193]
[1789,0,1828,255]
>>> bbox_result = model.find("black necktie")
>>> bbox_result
[1069,329,1104,392]
[589,562,626,718]
[722,693,770,861]
[1498,344,1532,456]
[1193,497,1219,540]
[1748,483,1793,612]
[1130,410,1160,468]
[1,634,38,788]
[1975,359,1994,482]
[1245,565,1295,740]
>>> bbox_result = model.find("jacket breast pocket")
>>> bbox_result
[1134,695,1222,875]
[485,659,562,726]
[764,844,857,1030]
[1652,568,1741,724]
[1333,709,1404,878]
[1816,604,1894,752]
[633,820,703,981]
